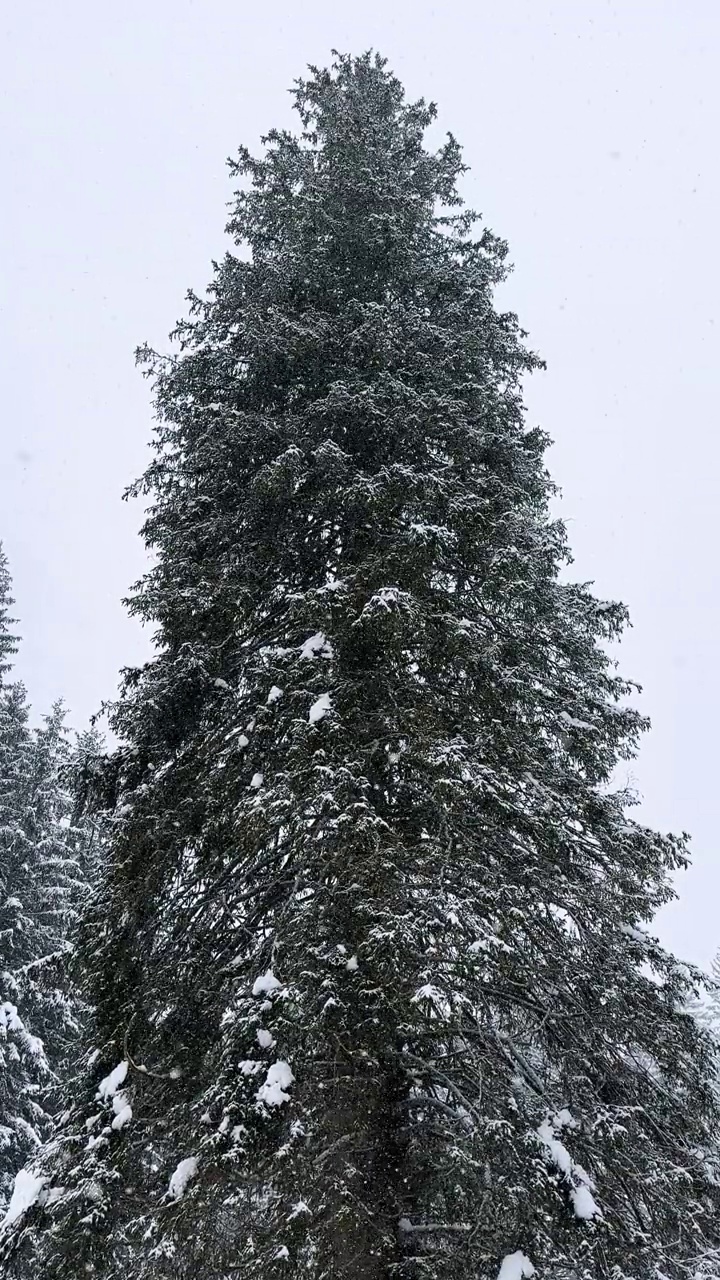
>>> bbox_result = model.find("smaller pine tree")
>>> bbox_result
[695,951,720,1035]
[0,552,100,1210]
[0,549,18,679]
[11,707,94,1092]
[0,672,53,1205]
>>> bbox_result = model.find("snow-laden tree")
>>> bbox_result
[0,548,18,681]
[0,550,99,1210]
[9,706,101,1089]
[4,52,720,1280]
[693,951,720,1040]
[0,677,51,1208]
[63,727,109,896]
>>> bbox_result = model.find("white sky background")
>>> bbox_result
[1,1,718,967]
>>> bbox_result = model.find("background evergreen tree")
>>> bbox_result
[4,53,720,1280]
[12,707,102,1092]
[63,727,109,891]
[692,949,720,1038]
[0,674,51,1209]
[0,548,19,680]
[0,551,98,1211]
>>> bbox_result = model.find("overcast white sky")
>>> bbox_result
[1,1,718,967]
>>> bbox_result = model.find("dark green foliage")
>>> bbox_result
[5,53,719,1280]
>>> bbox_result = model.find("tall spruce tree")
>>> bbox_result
[4,52,720,1279]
